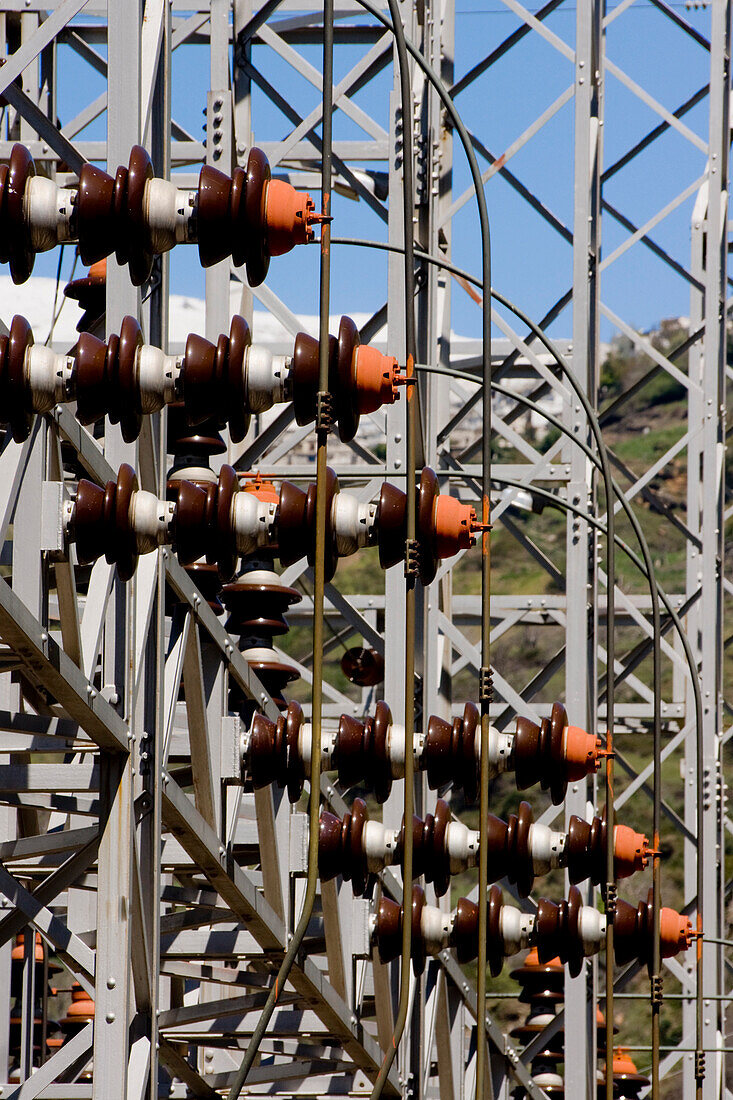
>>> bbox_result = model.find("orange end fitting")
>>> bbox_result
[353,344,400,414]
[433,495,478,558]
[613,823,650,879]
[563,724,602,781]
[660,907,693,958]
[612,1048,641,1076]
[523,946,563,970]
[242,473,279,505]
[264,179,319,255]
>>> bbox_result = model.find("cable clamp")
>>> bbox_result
[605,882,617,920]
[315,390,335,434]
[404,538,420,578]
[479,666,494,705]
[650,974,663,1005]
[695,1050,706,1080]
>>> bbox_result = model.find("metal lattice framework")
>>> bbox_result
[0,0,729,1097]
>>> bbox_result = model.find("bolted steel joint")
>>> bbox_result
[404,538,420,577]
[315,390,335,434]
[479,666,493,705]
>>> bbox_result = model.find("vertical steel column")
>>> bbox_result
[690,2,730,1095]
[564,0,603,1092]
[684,189,706,1100]
[205,0,233,345]
[94,3,144,1096]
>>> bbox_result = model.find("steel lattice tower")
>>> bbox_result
[0,1,728,1097]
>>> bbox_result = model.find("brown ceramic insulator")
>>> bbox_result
[170,477,209,567]
[374,886,427,974]
[510,948,565,1003]
[365,698,392,803]
[239,148,271,285]
[318,797,370,895]
[73,463,140,581]
[452,896,479,964]
[547,700,569,804]
[276,480,309,568]
[75,314,143,442]
[248,712,285,789]
[423,701,479,801]
[340,646,384,687]
[332,713,369,788]
[457,700,479,801]
[182,315,252,443]
[220,577,300,640]
[184,562,225,615]
[535,885,586,978]
[0,314,34,442]
[487,883,507,976]
[417,467,441,584]
[318,807,348,884]
[0,144,35,283]
[197,163,238,268]
[290,331,338,428]
[375,481,407,569]
[243,651,299,715]
[564,814,606,885]
[613,888,692,970]
[376,895,402,964]
[76,146,155,285]
[512,702,598,806]
[202,463,239,581]
[247,701,303,793]
[166,402,227,472]
[395,798,452,896]
[64,258,107,333]
[304,466,339,581]
[0,162,8,266]
[510,1017,564,1057]
[449,884,506,974]
[564,812,649,885]
[274,470,339,580]
[330,700,393,801]
[334,315,360,443]
[486,800,536,897]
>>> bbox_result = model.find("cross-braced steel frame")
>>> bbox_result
[0,0,729,1097]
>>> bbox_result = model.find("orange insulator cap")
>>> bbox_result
[523,946,563,970]
[613,823,650,879]
[242,473,279,504]
[660,907,693,958]
[87,258,107,282]
[353,344,400,414]
[66,984,95,1019]
[264,179,318,255]
[612,1047,639,1076]
[433,495,477,559]
[11,932,44,962]
[563,724,602,780]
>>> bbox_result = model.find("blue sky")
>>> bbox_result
[40,3,719,345]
